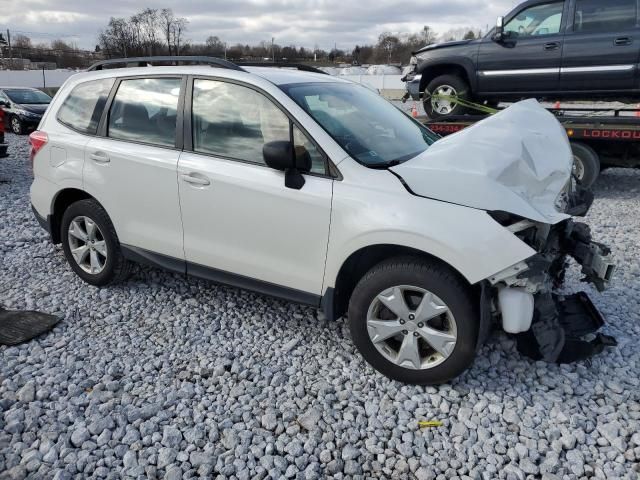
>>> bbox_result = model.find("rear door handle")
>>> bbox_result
[89,152,110,163]
[180,173,210,186]
[544,42,560,50]
[615,37,632,46]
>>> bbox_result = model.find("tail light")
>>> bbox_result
[29,130,48,166]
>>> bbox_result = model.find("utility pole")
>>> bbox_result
[7,30,12,70]
[0,33,6,69]
[271,37,275,62]
[224,42,227,60]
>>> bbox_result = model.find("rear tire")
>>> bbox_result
[570,142,600,188]
[61,199,131,286]
[423,74,470,120]
[348,257,478,385]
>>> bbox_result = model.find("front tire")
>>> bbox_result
[61,199,131,286]
[348,257,478,385]
[423,74,470,119]
[10,116,23,135]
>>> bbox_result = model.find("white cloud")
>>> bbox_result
[1,0,522,50]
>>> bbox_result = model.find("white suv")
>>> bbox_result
[30,57,615,384]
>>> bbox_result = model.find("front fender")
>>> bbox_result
[416,56,478,92]
[323,160,536,291]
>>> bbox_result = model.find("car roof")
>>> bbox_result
[62,65,349,89]
[0,87,41,91]
[244,67,346,85]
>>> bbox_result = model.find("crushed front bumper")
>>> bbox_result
[488,214,617,363]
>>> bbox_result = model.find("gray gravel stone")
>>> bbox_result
[297,408,321,431]
[161,427,182,448]
[17,382,35,403]
[70,427,90,447]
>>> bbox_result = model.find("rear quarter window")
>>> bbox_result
[57,78,115,134]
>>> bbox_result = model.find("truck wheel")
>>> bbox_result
[424,74,470,119]
[348,257,478,385]
[61,199,131,286]
[571,142,600,188]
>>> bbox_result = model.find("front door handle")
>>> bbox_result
[544,42,560,51]
[89,152,110,163]
[180,173,210,186]
[615,37,632,46]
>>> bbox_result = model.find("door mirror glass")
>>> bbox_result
[263,140,311,190]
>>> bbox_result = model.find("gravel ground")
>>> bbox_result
[1,132,639,480]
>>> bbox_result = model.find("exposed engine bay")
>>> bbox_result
[487,186,617,363]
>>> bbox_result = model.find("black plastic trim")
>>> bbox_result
[320,287,337,321]
[188,262,321,307]
[120,245,321,307]
[31,205,52,235]
[121,245,186,275]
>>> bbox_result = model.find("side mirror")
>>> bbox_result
[493,16,505,42]
[0,101,8,108]
[263,140,311,190]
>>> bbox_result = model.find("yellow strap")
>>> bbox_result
[418,420,443,428]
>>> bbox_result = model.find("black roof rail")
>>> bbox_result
[236,62,329,75]
[87,56,246,72]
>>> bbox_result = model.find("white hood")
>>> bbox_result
[391,100,573,224]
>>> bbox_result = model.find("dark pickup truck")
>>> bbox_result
[404,0,640,118]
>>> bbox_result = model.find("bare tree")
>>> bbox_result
[159,8,175,55]
[169,16,188,55]
[13,34,32,50]
[377,33,400,63]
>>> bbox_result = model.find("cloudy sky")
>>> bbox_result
[1,0,522,51]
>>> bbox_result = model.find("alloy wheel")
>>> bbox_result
[431,85,458,115]
[11,117,21,134]
[67,216,108,274]
[366,285,458,370]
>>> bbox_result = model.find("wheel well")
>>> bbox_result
[420,64,472,95]
[50,189,94,244]
[331,244,472,320]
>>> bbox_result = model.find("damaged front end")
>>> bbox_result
[487,186,617,363]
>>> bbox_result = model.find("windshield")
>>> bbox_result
[282,82,439,167]
[5,89,52,105]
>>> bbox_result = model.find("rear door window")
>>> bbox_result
[574,0,637,33]
[57,79,115,134]
[107,78,181,148]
